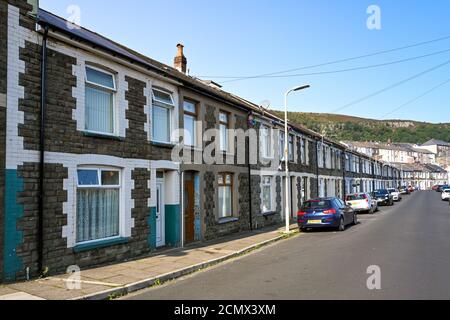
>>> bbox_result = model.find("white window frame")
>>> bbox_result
[84,66,117,136]
[219,112,229,152]
[260,125,273,159]
[261,176,274,213]
[76,166,123,245]
[152,87,175,144]
[183,99,198,147]
[288,134,295,163]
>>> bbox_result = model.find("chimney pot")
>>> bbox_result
[174,43,187,74]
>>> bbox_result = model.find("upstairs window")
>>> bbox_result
[219,112,229,152]
[183,100,197,147]
[85,67,116,135]
[288,135,295,162]
[152,88,175,143]
[260,125,272,158]
[279,131,285,160]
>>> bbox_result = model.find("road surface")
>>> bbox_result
[124,191,450,300]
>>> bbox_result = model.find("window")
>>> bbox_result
[218,173,233,218]
[300,138,306,165]
[279,131,285,160]
[152,88,175,143]
[183,100,197,147]
[219,112,229,152]
[85,67,116,134]
[261,176,273,212]
[260,125,272,158]
[76,168,121,243]
[289,135,295,162]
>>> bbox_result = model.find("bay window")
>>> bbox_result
[85,66,116,135]
[76,168,121,243]
[183,100,197,147]
[152,88,175,143]
[218,173,233,218]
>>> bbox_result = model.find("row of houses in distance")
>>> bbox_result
[342,140,450,189]
[0,0,402,282]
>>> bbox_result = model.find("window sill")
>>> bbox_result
[83,131,124,141]
[262,211,277,217]
[151,141,176,149]
[73,237,129,253]
[218,217,239,224]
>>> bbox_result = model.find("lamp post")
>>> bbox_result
[284,85,310,233]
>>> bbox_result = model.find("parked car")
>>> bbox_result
[345,193,378,214]
[399,186,410,195]
[432,185,441,191]
[298,198,357,232]
[371,189,394,206]
[442,189,450,201]
[388,188,402,202]
[438,185,450,193]
[408,186,415,193]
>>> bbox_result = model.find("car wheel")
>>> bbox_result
[337,217,345,232]
[352,214,358,226]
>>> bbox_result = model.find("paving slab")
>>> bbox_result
[0,224,297,300]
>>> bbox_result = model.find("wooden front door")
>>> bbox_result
[184,178,195,244]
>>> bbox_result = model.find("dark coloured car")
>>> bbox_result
[371,189,394,206]
[298,198,357,232]
[438,185,450,192]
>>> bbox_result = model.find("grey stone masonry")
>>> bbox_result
[18,42,173,161]
[0,0,7,283]
[14,163,153,280]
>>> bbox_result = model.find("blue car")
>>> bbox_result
[298,197,357,232]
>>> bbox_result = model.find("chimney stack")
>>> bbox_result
[174,43,187,74]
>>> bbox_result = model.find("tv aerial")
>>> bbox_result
[259,100,271,115]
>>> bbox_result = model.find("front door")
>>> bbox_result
[184,177,195,244]
[156,181,165,247]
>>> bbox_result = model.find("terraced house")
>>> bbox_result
[0,0,402,283]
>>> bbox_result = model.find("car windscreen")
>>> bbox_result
[346,194,366,201]
[302,200,332,210]
[374,190,388,196]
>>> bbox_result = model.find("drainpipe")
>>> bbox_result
[342,151,346,201]
[316,139,320,197]
[247,113,253,231]
[180,170,184,248]
[38,26,49,276]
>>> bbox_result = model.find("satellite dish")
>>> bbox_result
[259,100,271,112]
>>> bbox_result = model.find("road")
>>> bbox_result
[124,191,450,300]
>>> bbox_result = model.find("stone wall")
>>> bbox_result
[18,42,172,161]
[0,0,8,282]
[12,163,152,280]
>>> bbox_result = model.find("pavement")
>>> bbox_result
[0,223,298,300]
[124,191,450,300]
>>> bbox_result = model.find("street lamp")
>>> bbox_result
[284,85,310,233]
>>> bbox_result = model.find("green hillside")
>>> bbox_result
[271,111,450,144]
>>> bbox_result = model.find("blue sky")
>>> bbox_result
[40,0,450,123]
